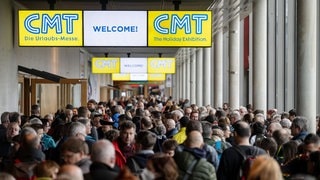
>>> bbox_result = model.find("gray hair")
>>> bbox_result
[68,122,86,137]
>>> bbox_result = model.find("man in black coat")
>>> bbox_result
[84,140,119,180]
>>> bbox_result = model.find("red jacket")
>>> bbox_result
[112,139,135,169]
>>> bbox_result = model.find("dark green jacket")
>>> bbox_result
[174,148,217,180]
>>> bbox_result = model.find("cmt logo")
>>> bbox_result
[24,13,79,34]
[154,14,208,34]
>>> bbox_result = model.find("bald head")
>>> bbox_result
[58,164,83,180]
[91,140,116,168]
[186,131,203,148]
[166,119,176,130]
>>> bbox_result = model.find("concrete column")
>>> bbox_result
[203,48,211,106]
[297,0,317,133]
[182,49,187,99]
[228,0,240,110]
[196,48,203,106]
[190,49,196,104]
[252,0,267,113]
[0,0,18,112]
[214,0,223,108]
[186,48,191,100]
[175,58,180,99]
[214,31,223,108]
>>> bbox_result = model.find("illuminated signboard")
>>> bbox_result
[84,11,147,46]
[112,74,130,81]
[148,74,166,81]
[19,10,83,46]
[92,58,120,73]
[120,58,147,73]
[148,11,212,47]
[112,73,165,81]
[148,58,175,73]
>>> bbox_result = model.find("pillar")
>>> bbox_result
[0,0,17,112]
[203,47,211,106]
[297,0,317,133]
[196,48,203,106]
[252,0,267,113]
[229,0,240,109]
[190,49,196,104]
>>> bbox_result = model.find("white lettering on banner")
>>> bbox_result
[95,59,117,69]
[93,26,138,33]
[150,60,173,69]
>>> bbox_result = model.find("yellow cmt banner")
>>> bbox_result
[148,11,212,47]
[148,58,175,74]
[92,58,120,73]
[19,10,83,46]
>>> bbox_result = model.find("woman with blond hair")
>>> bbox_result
[248,155,283,180]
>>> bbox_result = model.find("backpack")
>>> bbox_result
[233,146,259,180]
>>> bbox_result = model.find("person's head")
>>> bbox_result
[190,110,199,121]
[34,160,59,179]
[58,164,83,180]
[146,153,178,180]
[229,110,241,124]
[61,137,89,165]
[6,122,21,140]
[140,116,153,130]
[267,122,282,137]
[179,116,190,128]
[78,118,92,135]
[119,120,136,145]
[77,106,90,119]
[162,139,178,157]
[185,130,203,148]
[91,139,116,168]
[41,118,51,134]
[9,112,21,125]
[65,109,73,123]
[135,130,157,151]
[282,140,299,163]
[202,122,213,139]
[1,112,10,128]
[44,114,54,125]
[30,123,44,140]
[289,109,297,121]
[68,122,87,141]
[184,107,192,118]
[233,121,251,144]
[87,99,97,112]
[303,133,320,156]
[105,129,120,142]
[186,120,202,135]
[247,155,283,180]
[171,110,183,122]
[291,116,308,136]
[258,137,278,157]
[272,129,290,146]
[31,104,40,116]
[165,119,176,131]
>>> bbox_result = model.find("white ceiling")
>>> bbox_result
[16,0,214,57]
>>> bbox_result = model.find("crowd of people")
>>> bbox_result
[0,95,319,180]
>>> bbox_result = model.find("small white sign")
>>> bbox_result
[120,58,147,73]
[84,11,147,46]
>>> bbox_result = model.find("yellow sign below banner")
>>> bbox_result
[148,58,175,73]
[19,10,83,46]
[112,74,130,81]
[148,74,166,81]
[92,58,120,73]
[148,11,212,47]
